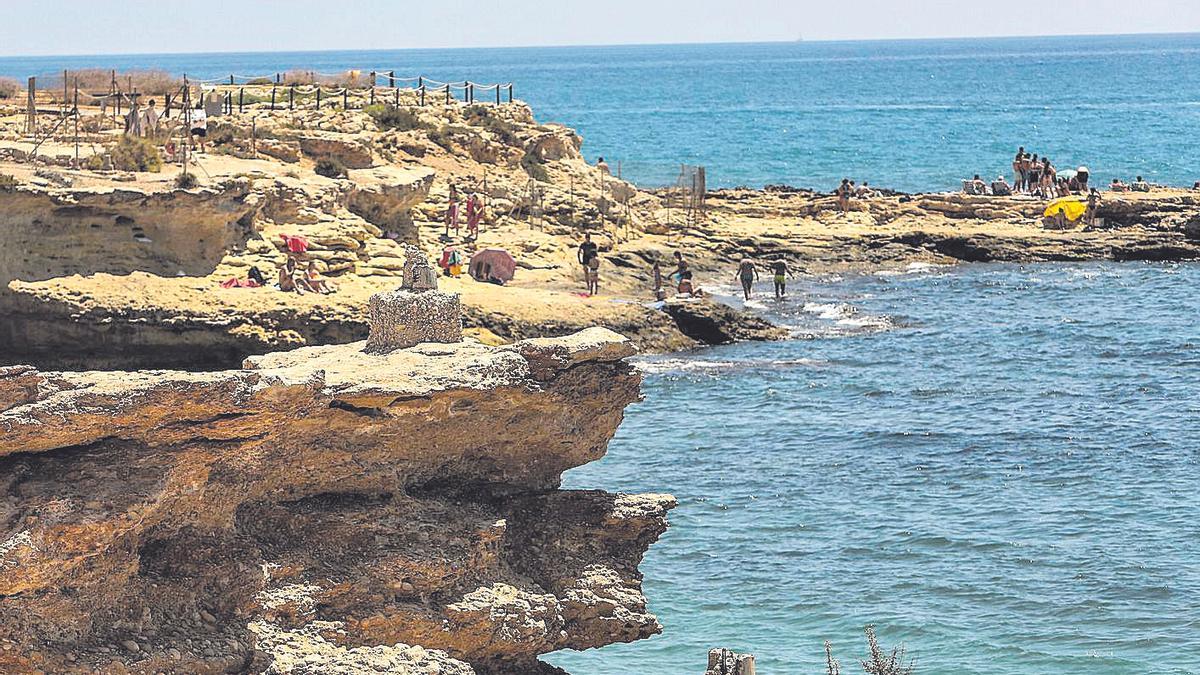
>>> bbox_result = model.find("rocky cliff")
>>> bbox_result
[0,327,674,674]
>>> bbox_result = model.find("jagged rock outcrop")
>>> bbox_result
[664,298,789,345]
[0,328,674,674]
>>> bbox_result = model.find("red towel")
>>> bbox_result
[220,278,262,288]
[280,234,309,253]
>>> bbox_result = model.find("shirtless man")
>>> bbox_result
[770,259,793,299]
[735,258,759,300]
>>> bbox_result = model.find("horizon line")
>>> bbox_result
[1,30,1198,61]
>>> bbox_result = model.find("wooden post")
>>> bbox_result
[289,85,295,110]
[238,88,244,114]
[467,83,473,104]
[343,88,348,109]
[389,71,396,88]
[270,85,276,111]
[62,70,68,115]
[316,88,322,109]
[251,119,257,156]
[25,77,35,135]
[419,85,425,107]
[508,84,514,103]
[230,75,235,86]
[418,76,423,89]
[73,80,79,167]
[181,74,191,182]
[165,92,172,119]
[369,77,375,106]
[394,87,400,106]
[444,84,450,105]
[276,73,281,84]
[495,85,501,105]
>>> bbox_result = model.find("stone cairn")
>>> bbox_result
[365,244,463,352]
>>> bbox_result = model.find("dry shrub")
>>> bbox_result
[282,70,317,85]
[824,625,916,675]
[0,78,20,100]
[281,70,369,89]
[109,135,163,172]
[65,69,180,95]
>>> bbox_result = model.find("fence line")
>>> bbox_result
[23,69,518,120]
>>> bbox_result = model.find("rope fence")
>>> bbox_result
[21,68,518,123]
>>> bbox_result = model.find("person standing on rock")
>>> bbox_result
[836,179,852,215]
[444,184,460,239]
[465,192,483,240]
[735,258,759,300]
[578,233,598,288]
[770,259,794,299]
[651,259,666,301]
[596,157,611,176]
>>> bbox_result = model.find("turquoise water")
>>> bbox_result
[5,38,1200,672]
[4,34,1200,190]
[548,262,1200,674]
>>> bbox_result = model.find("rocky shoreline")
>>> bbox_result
[5,96,1200,368]
[0,326,673,674]
[4,86,1200,674]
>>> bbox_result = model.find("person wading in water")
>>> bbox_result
[771,259,793,299]
[735,258,759,300]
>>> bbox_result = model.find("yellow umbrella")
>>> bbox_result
[1044,197,1087,222]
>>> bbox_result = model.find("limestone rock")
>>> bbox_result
[0,331,668,674]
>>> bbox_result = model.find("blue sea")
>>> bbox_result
[3,34,1200,190]
[5,37,1200,673]
[550,262,1200,675]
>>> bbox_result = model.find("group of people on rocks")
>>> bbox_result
[963,148,1089,198]
[443,184,486,241]
[834,179,879,214]
[278,257,336,294]
[576,234,796,302]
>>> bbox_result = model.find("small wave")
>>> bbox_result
[874,262,951,277]
[803,301,854,319]
[632,356,827,375]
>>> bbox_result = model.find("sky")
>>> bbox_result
[3,0,1200,56]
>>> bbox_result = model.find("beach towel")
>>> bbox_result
[280,234,309,253]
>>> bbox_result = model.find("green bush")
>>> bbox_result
[463,105,520,146]
[175,172,199,189]
[315,158,348,179]
[0,173,18,191]
[366,104,431,132]
[246,77,274,85]
[427,125,455,151]
[109,136,163,172]
[520,150,549,182]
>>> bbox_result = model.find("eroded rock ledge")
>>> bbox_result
[0,327,674,674]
